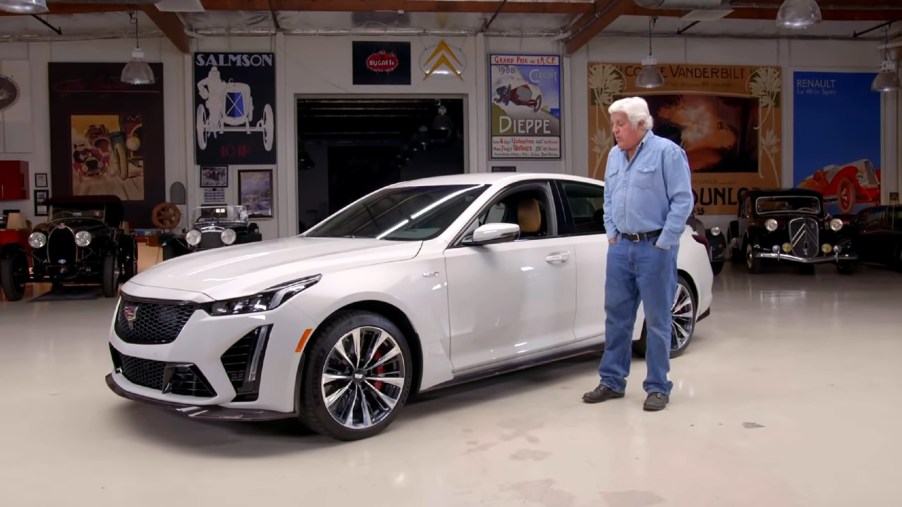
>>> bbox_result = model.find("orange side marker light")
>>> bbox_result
[296,328,313,353]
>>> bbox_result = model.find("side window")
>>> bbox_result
[561,182,605,236]
[462,186,553,241]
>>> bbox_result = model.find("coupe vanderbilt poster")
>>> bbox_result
[587,62,782,215]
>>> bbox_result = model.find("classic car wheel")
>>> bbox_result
[633,274,697,359]
[299,310,413,441]
[0,253,28,301]
[101,255,119,298]
[745,243,762,274]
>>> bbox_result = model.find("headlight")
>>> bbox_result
[221,228,237,245]
[186,229,202,246]
[765,219,778,232]
[710,226,721,236]
[829,218,843,232]
[75,230,92,247]
[28,232,47,248]
[207,274,322,316]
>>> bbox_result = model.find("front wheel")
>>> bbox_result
[633,274,697,359]
[299,310,413,441]
[0,253,28,301]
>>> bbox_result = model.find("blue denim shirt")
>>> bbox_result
[603,129,694,249]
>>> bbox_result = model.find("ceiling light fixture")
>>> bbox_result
[775,0,822,30]
[0,0,47,14]
[120,10,155,85]
[872,25,900,93]
[636,16,664,89]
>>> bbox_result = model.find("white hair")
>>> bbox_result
[608,96,654,130]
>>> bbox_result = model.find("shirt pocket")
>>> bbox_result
[633,165,658,189]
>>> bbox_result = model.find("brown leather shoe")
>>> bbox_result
[643,392,669,411]
[582,384,625,403]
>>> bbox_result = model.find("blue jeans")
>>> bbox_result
[598,237,677,395]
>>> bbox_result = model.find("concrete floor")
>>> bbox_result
[1,250,900,506]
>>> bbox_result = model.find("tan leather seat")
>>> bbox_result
[518,198,542,234]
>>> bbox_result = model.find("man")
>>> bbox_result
[582,96,693,412]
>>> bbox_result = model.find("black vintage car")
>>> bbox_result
[728,188,857,274]
[0,195,138,301]
[160,205,261,260]
[848,204,902,271]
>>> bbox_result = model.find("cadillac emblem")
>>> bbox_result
[123,304,139,330]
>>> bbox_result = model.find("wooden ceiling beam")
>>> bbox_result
[565,0,634,55]
[627,5,899,22]
[201,0,594,14]
[139,5,191,54]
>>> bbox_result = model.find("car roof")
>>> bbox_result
[746,188,823,199]
[384,171,604,188]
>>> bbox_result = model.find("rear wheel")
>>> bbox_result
[102,254,119,298]
[299,310,413,441]
[633,274,697,359]
[0,252,28,301]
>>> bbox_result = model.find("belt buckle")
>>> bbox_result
[624,232,641,242]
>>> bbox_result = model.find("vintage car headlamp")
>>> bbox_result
[822,243,833,254]
[710,226,721,236]
[186,229,202,246]
[75,230,93,247]
[829,218,843,232]
[765,219,778,232]
[207,274,322,316]
[221,228,237,245]
[782,243,792,253]
[28,232,47,249]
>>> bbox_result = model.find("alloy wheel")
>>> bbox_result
[320,326,407,430]
[671,282,695,352]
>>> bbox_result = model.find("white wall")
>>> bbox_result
[1,31,899,237]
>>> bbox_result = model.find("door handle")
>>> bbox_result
[545,251,570,264]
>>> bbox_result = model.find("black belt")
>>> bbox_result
[620,229,663,242]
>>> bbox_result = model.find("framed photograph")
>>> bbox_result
[200,165,228,188]
[34,172,48,188]
[238,169,273,218]
[34,190,49,216]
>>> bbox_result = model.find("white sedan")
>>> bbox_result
[106,172,713,440]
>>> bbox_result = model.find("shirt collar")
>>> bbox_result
[618,128,654,156]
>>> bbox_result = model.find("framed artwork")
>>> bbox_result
[200,165,228,188]
[34,172,48,188]
[34,189,49,216]
[237,169,273,218]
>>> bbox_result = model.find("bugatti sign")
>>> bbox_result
[353,41,411,85]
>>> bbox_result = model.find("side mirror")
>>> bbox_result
[463,223,520,246]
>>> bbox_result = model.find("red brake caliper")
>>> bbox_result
[372,350,384,390]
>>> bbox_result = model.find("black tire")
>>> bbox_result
[102,255,118,298]
[836,262,855,275]
[299,310,413,441]
[745,242,762,274]
[121,238,138,281]
[633,274,697,359]
[711,261,724,276]
[0,253,28,301]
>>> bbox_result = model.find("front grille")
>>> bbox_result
[115,299,198,344]
[110,346,216,398]
[200,231,223,249]
[46,227,76,266]
[788,217,819,259]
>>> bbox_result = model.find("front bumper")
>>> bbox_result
[752,249,857,264]
[105,374,293,421]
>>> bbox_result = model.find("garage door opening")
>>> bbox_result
[296,97,466,231]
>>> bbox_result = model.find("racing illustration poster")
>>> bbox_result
[587,62,782,215]
[194,52,276,166]
[48,62,165,229]
[490,54,562,159]
[793,71,881,215]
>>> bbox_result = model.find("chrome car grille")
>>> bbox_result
[114,298,198,344]
[46,227,76,266]
[200,231,223,249]
[110,346,216,397]
[788,217,819,259]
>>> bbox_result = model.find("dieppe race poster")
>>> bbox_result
[793,71,881,215]
[490,54,562,159]
[587,62,782,215]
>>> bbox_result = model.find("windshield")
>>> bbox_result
[51,205,105,221]
[304,184,488,240]
[755,196,820,214]
[192,205,248,223]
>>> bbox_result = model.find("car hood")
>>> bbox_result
[125,236,422,300]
